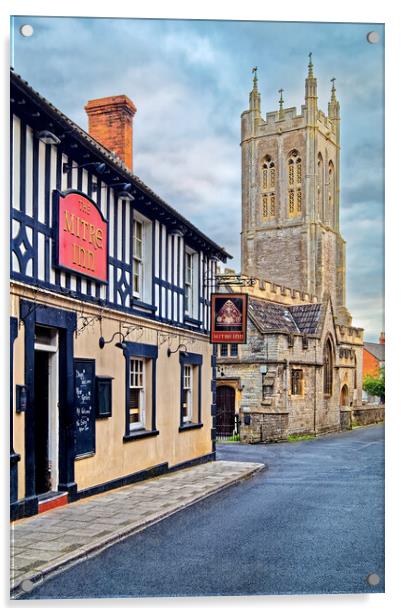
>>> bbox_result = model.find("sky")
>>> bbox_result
[11,16,384,341]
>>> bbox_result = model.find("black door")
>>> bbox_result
[34,350,51,495]
[216,386,236,437]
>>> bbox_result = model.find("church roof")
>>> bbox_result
[289,304,322,334]
[248,298,322,335]
[364,342,385,362]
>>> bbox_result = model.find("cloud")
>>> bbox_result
[11,16,385,338]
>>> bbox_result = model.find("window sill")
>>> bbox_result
[123,429,159,442]
[184,316,202,326]
[179,422,203,432]
[130,298,157,312]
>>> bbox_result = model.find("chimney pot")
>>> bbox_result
[379,332,385,345]
[85,95,137,171]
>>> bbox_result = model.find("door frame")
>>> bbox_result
[20,299,77,513]
[34,329,60,492]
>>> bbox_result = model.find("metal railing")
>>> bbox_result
[216,413,240,441]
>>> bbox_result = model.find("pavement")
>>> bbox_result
[10,459,264,598]
[17,424,384,600]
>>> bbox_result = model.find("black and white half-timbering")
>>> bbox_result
[10,69,230,520]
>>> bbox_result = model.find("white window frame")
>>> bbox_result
[129,357,146,431]
[132,213,152,303]
[182,364,193,423]
[133,219,143,299]
[184,250,194,316]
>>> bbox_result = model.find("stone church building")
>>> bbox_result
[216,57,364,442]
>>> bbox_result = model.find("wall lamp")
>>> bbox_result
[63,161,107,174]
[99,325,143,350]
[167,343,188,358]
[36,130,61,145]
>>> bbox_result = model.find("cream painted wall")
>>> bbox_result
[11,282,214,497]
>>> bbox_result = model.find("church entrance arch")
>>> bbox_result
[216,385,236,438]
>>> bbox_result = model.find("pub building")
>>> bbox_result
[10,69,230,520]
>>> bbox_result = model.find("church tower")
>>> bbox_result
[241,58,350,323]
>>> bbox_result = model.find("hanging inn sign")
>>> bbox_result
[54,190,108,283]
[210,293,248,344]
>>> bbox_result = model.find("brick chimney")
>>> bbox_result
[379,332,385,344]
[85,95,137,171]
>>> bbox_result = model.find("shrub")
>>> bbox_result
[363,367,385,403]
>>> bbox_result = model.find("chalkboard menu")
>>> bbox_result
[74,359,96,457]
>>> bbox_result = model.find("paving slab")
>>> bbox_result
[10,460,263,597]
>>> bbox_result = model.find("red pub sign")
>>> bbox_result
[56,190,108,283]
[210,293,248,344]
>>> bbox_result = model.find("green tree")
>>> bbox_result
[363,367,385,403]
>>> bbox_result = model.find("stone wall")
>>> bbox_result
[352,405,384,426]
[240,410,289,443]
[340,410,352,431]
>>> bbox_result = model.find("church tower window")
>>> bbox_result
[289,190,295,214]
[270,165,276,188]
[288,150,302,217]
[262,167,268,190]
[261,156,276,221]
[262,194,268,219]
[317,152,323,218]
[296,158,302,184]
[296,189,302,213]
[327,160,335,226]
[323,338,334,396]
[270,194,276,217]
[288,160,294,186]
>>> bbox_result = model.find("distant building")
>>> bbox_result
[363,333,385,379]
[216,57,364,443]
[362,333,385,404]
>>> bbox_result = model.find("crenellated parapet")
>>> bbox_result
[217,270,318,306]
[336,323,364,346]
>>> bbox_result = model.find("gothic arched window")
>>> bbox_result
[288,150,302,217]
[327,160,335,226]
[317,153,323,218]
[261,155,276,221]
[323,337,334,396]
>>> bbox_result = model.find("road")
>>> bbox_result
[22,425,384,599]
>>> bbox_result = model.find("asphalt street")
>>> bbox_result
[21,424,384,599]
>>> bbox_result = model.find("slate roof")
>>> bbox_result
[248,297,322,335]
[289,303,322,334]
[364,342,385,362]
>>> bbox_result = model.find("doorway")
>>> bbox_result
[216,385,236,438]
[34,326,59,495]
[340,384,349,407]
